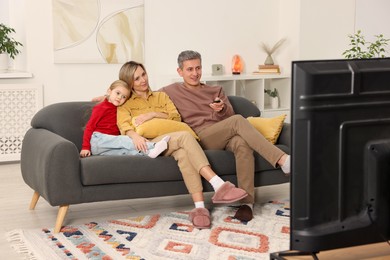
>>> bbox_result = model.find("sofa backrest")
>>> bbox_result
[31,101,95,151]
[30,96,260,150]
[228,95,261,118]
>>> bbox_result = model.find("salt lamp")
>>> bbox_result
[231,55,243,75]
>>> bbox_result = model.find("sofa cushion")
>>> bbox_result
[247,114,287,144]
[132,117,199,140]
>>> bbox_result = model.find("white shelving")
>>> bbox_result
[0,70,33,79]
[172,74,291,122]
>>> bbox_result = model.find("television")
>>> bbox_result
[273,58,390,258]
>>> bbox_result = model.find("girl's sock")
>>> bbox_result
[147,136,171,158]
[209,175,225,191]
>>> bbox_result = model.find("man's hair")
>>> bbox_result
[177,50,202,69]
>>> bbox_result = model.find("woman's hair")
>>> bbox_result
[119,61,150,94]
[177,50,202,69]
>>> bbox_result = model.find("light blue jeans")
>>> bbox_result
[91,132,154,156]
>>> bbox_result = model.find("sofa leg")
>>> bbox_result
[29,191,40,210]
[54,205,69,233]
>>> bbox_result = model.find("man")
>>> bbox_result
[160,50,290,221]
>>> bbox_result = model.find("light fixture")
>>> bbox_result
[231,54,243,75]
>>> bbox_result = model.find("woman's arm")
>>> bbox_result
[134,92,181,125]
[117,102,135,135]
[124,129,150,152]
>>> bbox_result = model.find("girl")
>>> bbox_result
[80,80,170,158]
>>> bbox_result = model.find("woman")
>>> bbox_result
[116,61,247,229]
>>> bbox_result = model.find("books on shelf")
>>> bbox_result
[253,64,281,74]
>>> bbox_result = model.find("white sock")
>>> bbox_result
[281,155,290,174]
[147,136,171,158]
[195,201,205,208]
[209,175,225,191]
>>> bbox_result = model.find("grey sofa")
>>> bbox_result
[21,95,290,233]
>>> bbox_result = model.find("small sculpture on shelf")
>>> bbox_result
[260,38,286,65]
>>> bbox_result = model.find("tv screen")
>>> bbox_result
[290,58,390,254]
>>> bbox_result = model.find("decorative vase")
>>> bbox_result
[271,97,279,109]
[264,55,274,65]
[0,53,9,71]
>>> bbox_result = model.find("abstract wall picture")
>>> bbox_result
[52,0,144,63]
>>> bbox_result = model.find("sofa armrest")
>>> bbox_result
[21,128,82,206]
[277,123,291,147]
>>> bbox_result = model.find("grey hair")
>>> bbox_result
[177,50,202,69]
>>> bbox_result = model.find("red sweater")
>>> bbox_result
[82,99,120,150]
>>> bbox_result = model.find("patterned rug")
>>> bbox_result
[7,200,290,260]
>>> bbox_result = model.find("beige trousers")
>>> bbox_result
[152,131,209,194]
[197,115,285,204]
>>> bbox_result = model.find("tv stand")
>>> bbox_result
[270,250,319,260]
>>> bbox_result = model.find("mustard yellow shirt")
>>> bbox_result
[117,90,181,135]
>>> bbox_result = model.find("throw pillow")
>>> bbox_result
[247,114,286,144]
[132,117,200,140]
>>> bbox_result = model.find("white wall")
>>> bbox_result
[298,0,356,60]
[355,0,390,43]
[1,0,389,105]
[144,0,281,86]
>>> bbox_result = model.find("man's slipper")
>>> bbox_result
[189,208,211,229]
[234,204,254,222]
[211,181,248,204]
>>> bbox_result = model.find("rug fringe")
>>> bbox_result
[6,229,38,260]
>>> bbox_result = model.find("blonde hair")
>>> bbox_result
[119,61,151,94]
[109,79,130,92]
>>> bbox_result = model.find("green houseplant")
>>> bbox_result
[0,23,23,59]
[342,30,389,59]
[264,88,279,109]
[264,88,279,98]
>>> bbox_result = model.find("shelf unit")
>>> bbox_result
[0,70,33,79]
[172,74,291,122]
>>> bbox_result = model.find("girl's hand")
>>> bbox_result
[80,149,91,157]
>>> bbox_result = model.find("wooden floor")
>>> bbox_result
[1,162,390,259]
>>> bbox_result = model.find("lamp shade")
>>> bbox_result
[232,55,243,74]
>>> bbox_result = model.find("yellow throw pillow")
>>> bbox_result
[247,114,286,144]
[132,117,200,140]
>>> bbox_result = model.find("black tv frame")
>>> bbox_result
[271,58,390,259]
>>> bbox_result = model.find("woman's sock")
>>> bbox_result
[209,175,225,191]
[147,136,171,158]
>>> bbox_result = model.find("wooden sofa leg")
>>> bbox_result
[29,191,40,210]
[54,205,69,233]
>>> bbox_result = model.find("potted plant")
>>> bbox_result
[0,23,23,70]
[264,88,279,109]
[342,30,389,59]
